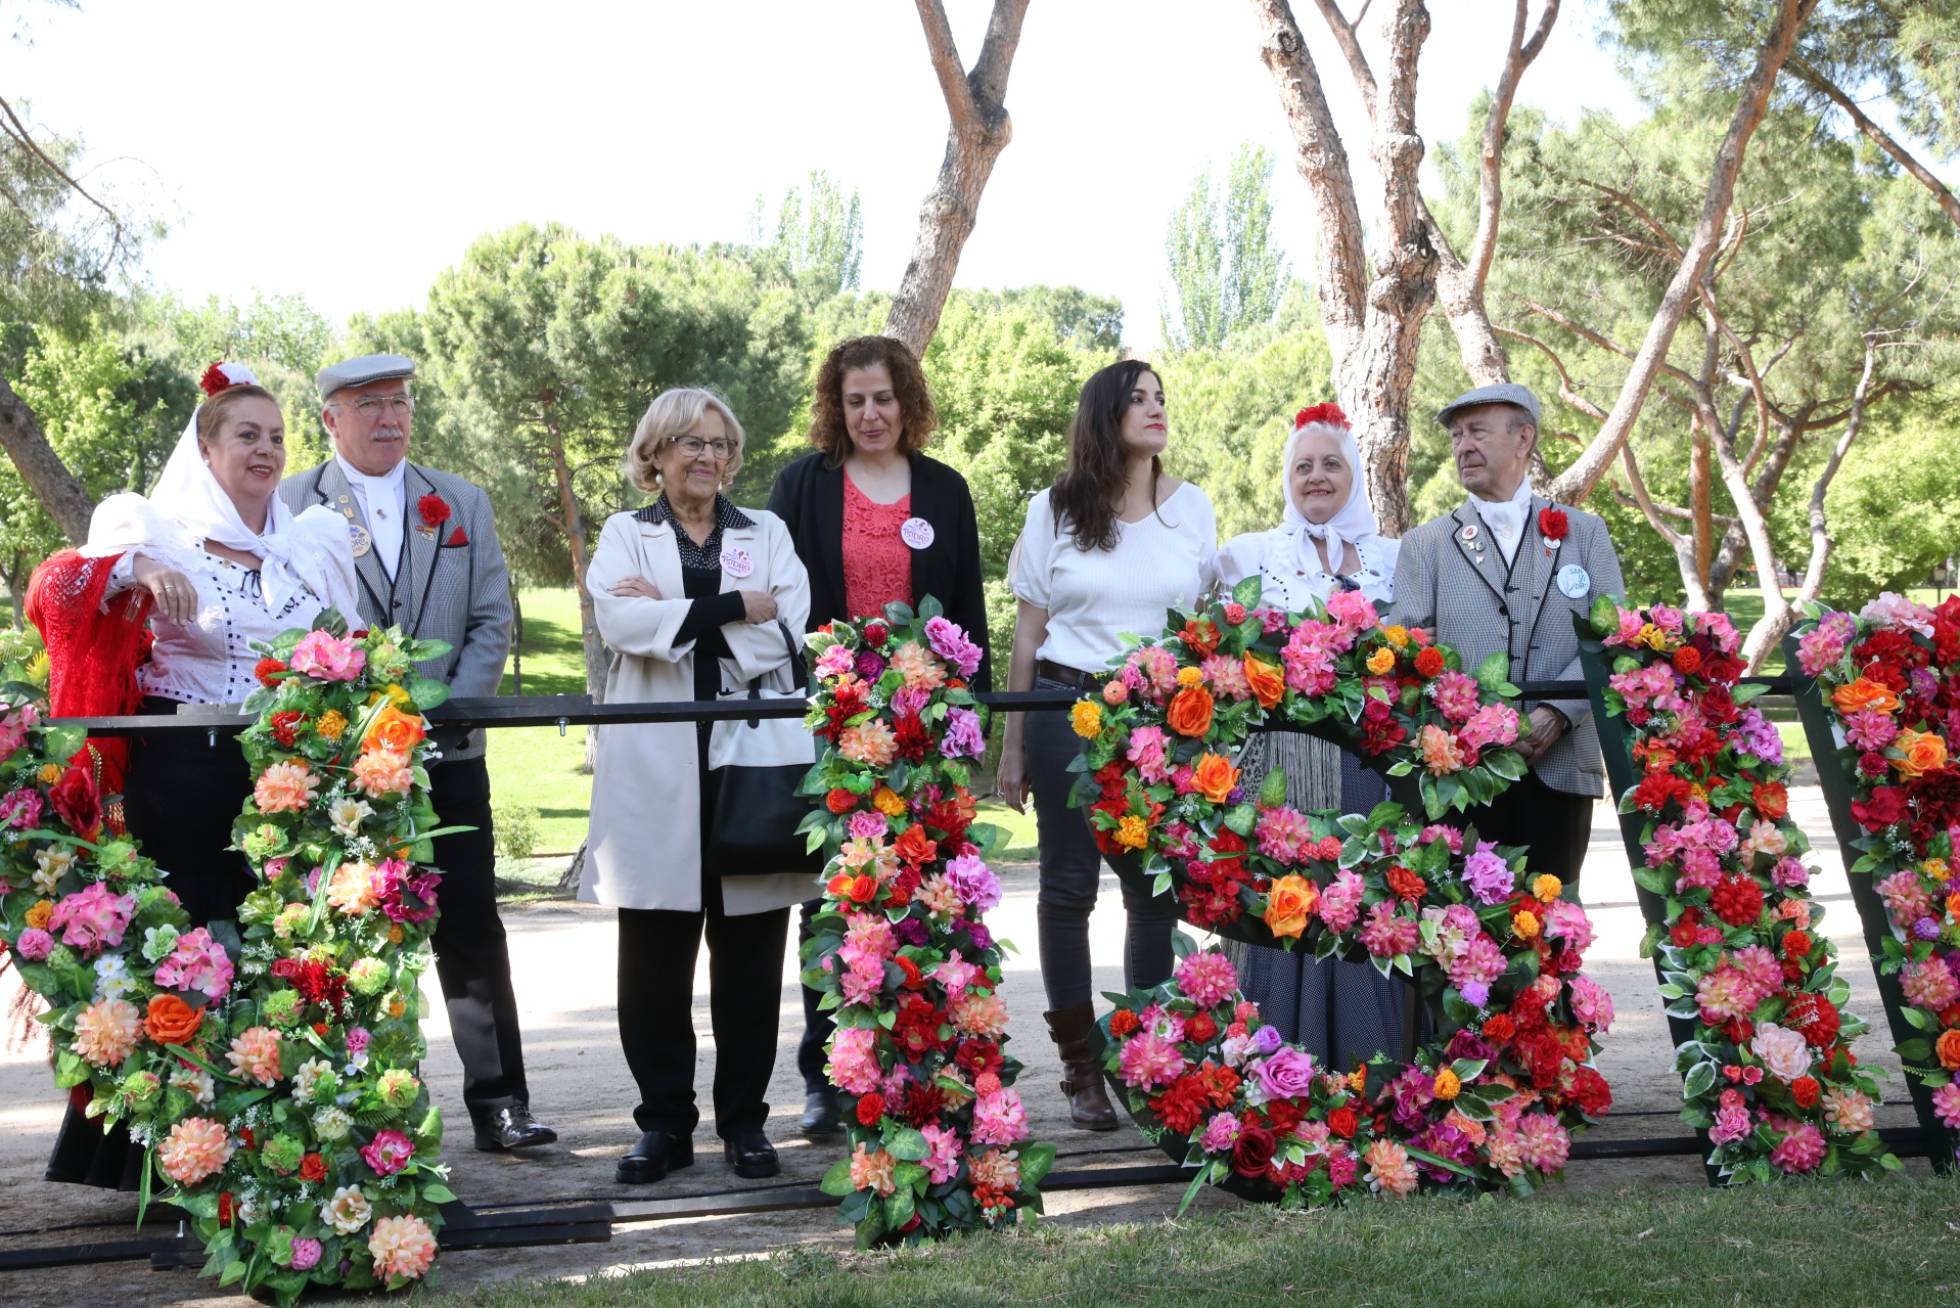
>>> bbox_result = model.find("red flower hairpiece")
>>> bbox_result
[199,362,243,398]
[1294,402,1349,431]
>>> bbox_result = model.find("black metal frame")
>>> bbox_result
[7,663,1938,1266]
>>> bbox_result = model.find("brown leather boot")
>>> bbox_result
[1044,1003,1118,1131]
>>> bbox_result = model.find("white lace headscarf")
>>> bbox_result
[81,362,360,616]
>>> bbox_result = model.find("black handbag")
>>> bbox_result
[704,620,824,876]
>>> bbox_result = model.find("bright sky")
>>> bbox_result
[6,0,1646,351]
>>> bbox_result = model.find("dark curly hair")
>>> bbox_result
[1050,359,1164,552]
[807,335,938,466]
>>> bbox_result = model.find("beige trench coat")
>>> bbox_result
[578,506,818,914]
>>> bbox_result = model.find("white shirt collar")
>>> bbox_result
[336,454,407,501]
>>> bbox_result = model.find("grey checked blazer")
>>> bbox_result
[279,460,513,761]
[1388,498,1624,797]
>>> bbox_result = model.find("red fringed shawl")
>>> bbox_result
[25,550,153,796]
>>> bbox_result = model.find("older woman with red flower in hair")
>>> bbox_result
[27,362,358,1188]
[1212,403,1409,1072]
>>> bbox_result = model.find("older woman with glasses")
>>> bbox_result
[582,387,813,1186]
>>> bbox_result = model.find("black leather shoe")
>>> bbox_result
[799,1087,841,1136]
[724,1129,780,1179]
[616,1129,694,1185]
[472,1105,559,1152]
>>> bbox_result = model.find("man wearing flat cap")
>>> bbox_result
[1388,382,1624,895]
[281,353,556,1152]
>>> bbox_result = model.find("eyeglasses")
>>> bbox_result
[337,396,415,420]
[671,436,735,460]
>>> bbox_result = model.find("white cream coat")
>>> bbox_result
[579,506,818,913]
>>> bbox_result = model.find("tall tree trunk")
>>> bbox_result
[884,0,1032,355]
[510,587,524,697]
[0,374,94,544]
[1250,0,1437,535]
[1548,0,1816,505]
[543,420,603,703]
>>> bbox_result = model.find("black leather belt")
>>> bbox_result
[1035,659,1103,691]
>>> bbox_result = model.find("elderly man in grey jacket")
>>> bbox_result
[280,353,555,1152]
[1389,382,1624,895]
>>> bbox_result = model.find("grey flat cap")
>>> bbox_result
[1437,381,1540,429]
[317,353,415,401]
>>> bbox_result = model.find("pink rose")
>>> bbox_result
[360,1129,415,1177]
[289,629,367,682]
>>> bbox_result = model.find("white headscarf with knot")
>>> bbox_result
[1280,404,1378,579]
[81,362,361,617]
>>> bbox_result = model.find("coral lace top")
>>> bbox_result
[841,473,913,620]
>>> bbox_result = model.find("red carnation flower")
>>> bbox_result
[1786,992,1841,1049]
[855,1093,885,1127]
[269,709,305,748]
[298,1153,328,1184]
[254,656,289,687]
[1109,1009,1140,1038]
[417,494,451,528]
[1537,506,1568,542]
[199,362,238,397]
[1386,864,1426,902]
[1185,1011,1218,1043]
[1710,874,1765,928]
[1671,645,1702,676]
[1790,1075,1821,1109]
[862,620,890,647]
[1294,402,1348,430]
[1413,646,1446,680]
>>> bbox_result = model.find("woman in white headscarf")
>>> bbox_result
[1213,403,1407,1074]
[29,362,357,1188]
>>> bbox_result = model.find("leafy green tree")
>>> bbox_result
[417,224,809,696]
[1,320,187,618]
[754,170,864,301]
[1163,144,1289,351]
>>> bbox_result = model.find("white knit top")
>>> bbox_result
[1013,482,1217,674]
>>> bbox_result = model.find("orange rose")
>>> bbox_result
[1191,753,1239,804]
[1263,873,1317,939]
[1936,1028,1960,1072]
[362,704,427,755]
[23,899,53,930]
[144,993,203,1046]
[894,824,938,867]
[1243,654,1284,710]
[1894,729,1949,780]
[1166,685,1215,738]
[1831,677,1899,715]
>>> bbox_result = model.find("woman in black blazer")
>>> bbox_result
[765,334,992,1134]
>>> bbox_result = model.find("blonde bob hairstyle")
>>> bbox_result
[622,387,746,494]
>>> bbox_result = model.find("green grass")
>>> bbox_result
[489,589,593,856]
[447,1177,1960,1307]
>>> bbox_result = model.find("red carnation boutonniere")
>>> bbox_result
[417,495,452,529]
[1538,506,1569,552]
[444,527,469,547]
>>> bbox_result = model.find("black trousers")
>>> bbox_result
[46,702,254,1188]
[426,757,531,1127]
[1026,682,1178,1011]
[1458,771,1596,894]
[795,897,832,1093]
[619,892,791,1138]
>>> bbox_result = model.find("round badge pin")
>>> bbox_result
[721,546,754,578]
[348,521,372,558]
[1557,562,1591,599]
[900,516,935,549]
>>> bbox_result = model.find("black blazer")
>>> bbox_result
[766,451,992,691]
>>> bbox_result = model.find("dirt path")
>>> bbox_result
[0,788,1926,1303]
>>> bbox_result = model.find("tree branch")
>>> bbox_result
[884,0,1032,353]
[1549,0,1818,506]
[1788,53,1960,230]
[1308,0,1376,119]
[0,93,124,270]
[1249,0,1370,347]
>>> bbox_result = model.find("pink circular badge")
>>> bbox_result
[720,546,754,578]
[901,516,935,549]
